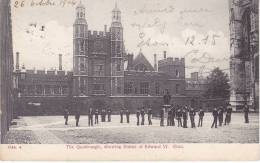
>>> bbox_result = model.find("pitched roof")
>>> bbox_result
[132,50,154,71]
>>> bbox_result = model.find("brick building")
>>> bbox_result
[229,0,259,111]
[15,3,204,115]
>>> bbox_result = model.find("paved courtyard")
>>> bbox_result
[4,113,259,144]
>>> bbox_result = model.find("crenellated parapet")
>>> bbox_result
[88,30,110,39]
[158,57,185,67]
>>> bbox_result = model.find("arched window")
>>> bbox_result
[80,63,85,71]
[176,70,180,77]
[241,8,251,59]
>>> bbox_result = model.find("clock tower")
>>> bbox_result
[110,3,124,96]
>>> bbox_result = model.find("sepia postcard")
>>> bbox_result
[0,0,259,160]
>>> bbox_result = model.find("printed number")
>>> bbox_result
[14,1,25,8]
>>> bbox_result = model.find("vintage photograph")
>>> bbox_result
[0,0,259,146]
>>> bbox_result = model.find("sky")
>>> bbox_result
[11,0,230,77]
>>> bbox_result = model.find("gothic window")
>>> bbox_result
[45,85,51,95]
[94,41,103,51]
[242,9,251,59]
[62,86,68,95]
[79,78,85,93]
[116,63,121,71]
[28,85,35,95]
[94,64,104,76]
[135,64,147,71]
[36,85,43,95]
[116,44,121,54]
[80,26,84,37]
[124,82,133,94]
[176,84,180,94]
[117,87,121,93]
[140,82,149,95]
[93,83,105,94]
[155,82,160,95]
[176,70,180,77]
[54,86,60,94]
[80,63,85,72]
[80,41,84,52]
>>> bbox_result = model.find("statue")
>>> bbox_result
[163,89,171,105]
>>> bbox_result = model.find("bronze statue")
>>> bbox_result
[163,90,171,105]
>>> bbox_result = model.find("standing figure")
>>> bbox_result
[176,108,182,127]
[64,108,69,125]
[198,108,204,127]
[244,103,249,123]
[107,108,112,122]
[120,109,124,123]
[189,108,196,128]
[136,109,140,125]
[75,109,80,127]
[167,108,172,126]
[88,107,93,126]
[126,109,130,123]
[94,109,99,124]
[171,106,175,126]
[218,106,224,126]
[211,108,218,128]
[225,104,232,125]
[141,107,145,125]
[160,107,165,126]
[182,108,188,128]
[147,107,152,125]
[101,109,106,122]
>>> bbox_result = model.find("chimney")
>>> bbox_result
[104,25,107,33]
[127,53,134,70]
[16,52,19,70]
[154,53,157,71]
[163,51,166,59]
[59,54,62,71]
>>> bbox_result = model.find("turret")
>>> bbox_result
[73,1,89,96]
[110,3,124,95]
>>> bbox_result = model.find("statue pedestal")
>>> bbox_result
[162,104,171,108]
[162,105,171,118]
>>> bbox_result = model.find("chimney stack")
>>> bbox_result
[163,51,167,59]
[59,54,62,71]
[16,52,19,70]
[104,25,107,33]
[154,53,157,71]
[127,53,134,70]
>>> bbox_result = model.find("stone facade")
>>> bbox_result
[229,0,259,111]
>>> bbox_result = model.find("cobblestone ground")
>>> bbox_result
[4,113,259,144]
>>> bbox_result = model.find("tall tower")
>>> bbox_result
[229,0,259,111]
[73,1,89,96]
[110,3,124,96]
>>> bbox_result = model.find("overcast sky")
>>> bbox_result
[12,0,230,77]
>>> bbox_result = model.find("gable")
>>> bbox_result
[132,52,154,71]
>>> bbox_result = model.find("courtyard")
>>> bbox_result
[4,112,259,144]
